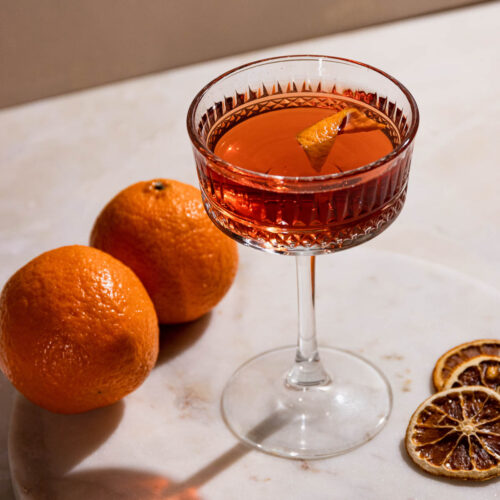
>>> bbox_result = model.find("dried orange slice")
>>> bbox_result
[433,339,500,391]
[296,107,385,172]
[405,386,500,480]
[443,355,500,393]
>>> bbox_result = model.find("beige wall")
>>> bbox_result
[0,0,484,109]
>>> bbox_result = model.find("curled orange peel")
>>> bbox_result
[297,107,385,172]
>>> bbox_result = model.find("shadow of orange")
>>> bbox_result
[156,313,211,366]
[9,393,290,499]
[0,374,16,499]
[50,468,200,500]
[9,395,124,484]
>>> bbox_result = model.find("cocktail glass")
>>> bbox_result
[187,55,419,459]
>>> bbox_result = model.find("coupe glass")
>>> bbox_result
[187,55,419,459]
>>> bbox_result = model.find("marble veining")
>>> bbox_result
[1,2,500,498]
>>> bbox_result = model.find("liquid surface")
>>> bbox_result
[214,107,395,177]
[198,94,410,253]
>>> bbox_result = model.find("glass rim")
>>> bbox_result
[186,54,419,184]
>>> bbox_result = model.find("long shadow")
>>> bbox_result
[6,314,210,499]
[44,467,200,500]
[57,442,252,500]
[9,324,294,499]
[156,313,212,366]
[9,395,125,497]
[162,409,289,497]
[10,398,290,499]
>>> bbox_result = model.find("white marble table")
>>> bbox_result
[1,2,500,498]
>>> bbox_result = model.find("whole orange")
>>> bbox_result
[0,245,159,414]
[90,179,238,324]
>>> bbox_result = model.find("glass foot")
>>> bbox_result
[221,346,392,459]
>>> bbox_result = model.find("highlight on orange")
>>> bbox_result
[0,245,159,414]
[90,179,238,324]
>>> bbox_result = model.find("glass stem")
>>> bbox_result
[286,255,330,388]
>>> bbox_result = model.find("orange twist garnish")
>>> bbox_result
[296,107,385,172]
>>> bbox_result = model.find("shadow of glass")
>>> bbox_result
[10,405,290,499]
[164,409,291,496]
[50,468,200,500]
[156,313,211,366]
[9,394,125,492]
[398,438,500,486]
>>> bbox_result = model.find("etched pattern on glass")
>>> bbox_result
[198,81,405,149]
[194,80,412,254]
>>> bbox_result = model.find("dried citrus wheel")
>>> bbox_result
[433,339,500,391]
[406,386,500,480]
[296,107,385,171]
[442,355,500,393]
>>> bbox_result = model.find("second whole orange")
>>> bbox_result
[0,245,159,414]
[90,179,238,324]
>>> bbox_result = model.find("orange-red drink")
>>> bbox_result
[194,93,411,253]
[187,55,419,460]
[215,105,394,176]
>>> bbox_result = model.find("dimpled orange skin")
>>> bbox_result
[90,179,238,324]
[0,245,159,414]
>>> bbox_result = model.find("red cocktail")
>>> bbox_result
[187,55,418,459]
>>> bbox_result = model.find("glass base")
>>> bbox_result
[221,346,392,459]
